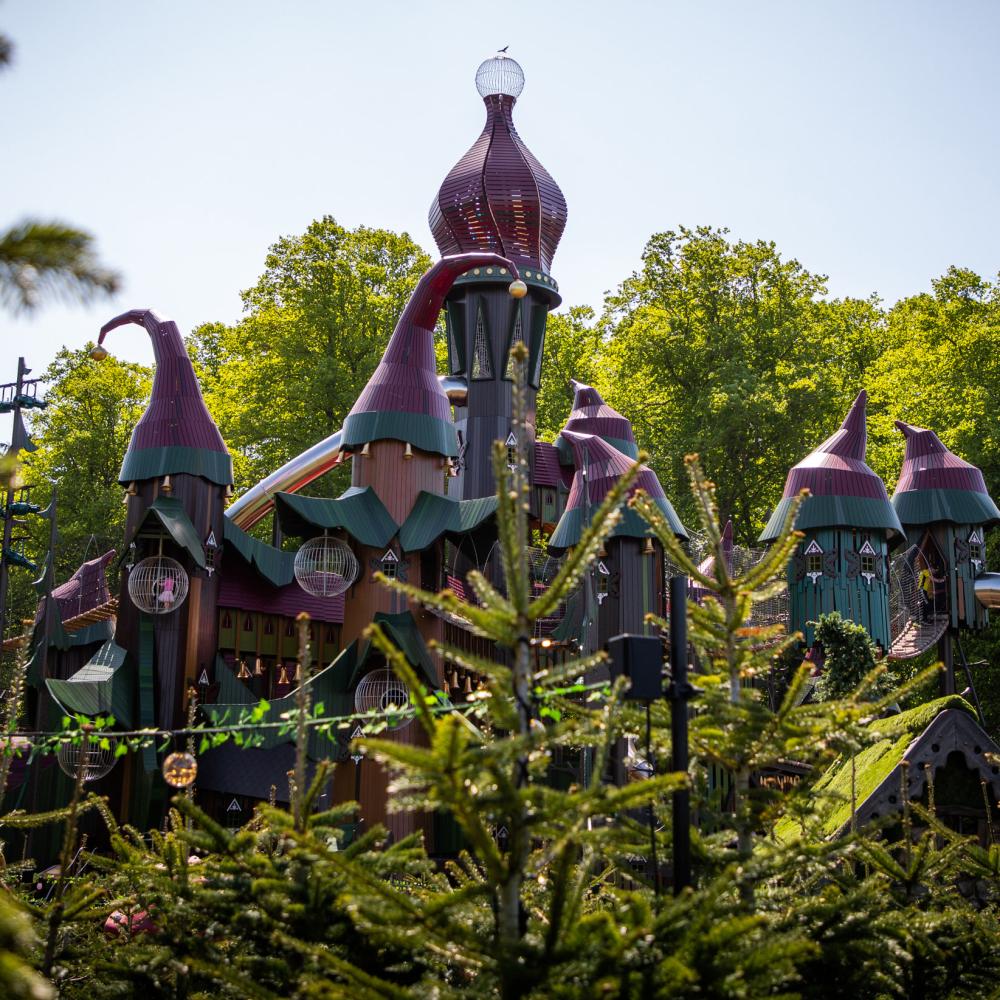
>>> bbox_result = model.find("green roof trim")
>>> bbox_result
[759,493,904,544]
[45,640,133,727]
[352,611,439,690]
[67,621,114,648]
[775,695,974,841]
[550,496,687,552]
[127,495,207,568]
[892,488,1000,528]
[555,434,638,464]
[398,492,498,552]
[207,643,359,757]
[120,445,233,487]
[341,410,458,458]
[153,497,205,565]
[275,487,398,548]
[223,518,296,587]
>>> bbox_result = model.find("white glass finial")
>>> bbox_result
[475,54,524,98]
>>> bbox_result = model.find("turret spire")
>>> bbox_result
[95,309,232,487]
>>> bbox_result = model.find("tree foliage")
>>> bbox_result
[597,226,884,542]
[188,217,432,498]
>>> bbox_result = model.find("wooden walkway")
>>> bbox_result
[888,614,948,660]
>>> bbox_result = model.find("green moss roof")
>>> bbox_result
[775,695,974,841]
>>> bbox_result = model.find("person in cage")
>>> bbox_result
[157,573,177,606]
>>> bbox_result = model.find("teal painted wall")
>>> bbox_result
[789,528,891,650]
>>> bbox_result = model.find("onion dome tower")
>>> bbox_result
[550,430,686,650]
[93,309,232,781]
[430,53,568,501]
[892,421,1000,644]
[759,391,903,650]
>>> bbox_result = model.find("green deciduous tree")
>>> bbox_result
[534,305,603,441]
[188,217,432,498]
[598,226,885,543]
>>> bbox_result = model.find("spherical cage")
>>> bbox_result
[294,536,359,598]
[476,55,524,98]
[128,556,189,615]
[57,736,118,782]
[354,668,412,731]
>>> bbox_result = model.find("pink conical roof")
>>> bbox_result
[561,430,665,511]
[781,391,888,501]
[549,430,685,549]
[429,70,567,274]
[894,421,989,494]
[97,309,232,485]
[342,253,517,457]
[560,381,638,458]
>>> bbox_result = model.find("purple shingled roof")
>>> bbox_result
[97,309,228,457]
[561,381,637,452]
[894,421,990,495]
[218,572,344,624]
[533,441,562,488]
[36,550,115,624]
[345,253,517,435]
[430,88,567,273]
[781,391,889,501]
[561,430,665,513]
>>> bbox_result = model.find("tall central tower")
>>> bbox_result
[429,54,567,500]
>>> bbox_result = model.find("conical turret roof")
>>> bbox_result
[549,430,685,553]
[342,253,517,458]
[555,381,638,461]
[96,309,232,486]
[892,421,1000,527]
[759,391,902,542]
[429,55,567,275]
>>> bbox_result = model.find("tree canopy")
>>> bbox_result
[187,217,432,498]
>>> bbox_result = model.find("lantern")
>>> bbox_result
[293,535,358,598]
[162,752,198,789]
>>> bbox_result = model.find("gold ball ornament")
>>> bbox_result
[162,751,198,789]
[89,344,109,361]
[508,279,528,299]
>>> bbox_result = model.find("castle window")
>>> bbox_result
[285,620,295,638]
[859,539,878,582]
[505,432,517,470]
[263,618,275,636]
[471,304,493,380]
[804,539,823,583]
[970,528,985,569]
[222,611,232,629]
[504,305,525,380]
[381,548,399,580]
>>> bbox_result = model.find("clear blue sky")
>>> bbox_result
[2,0,999,399]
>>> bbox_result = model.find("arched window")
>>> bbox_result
[504,304,525,380]
[471,303,493,380]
